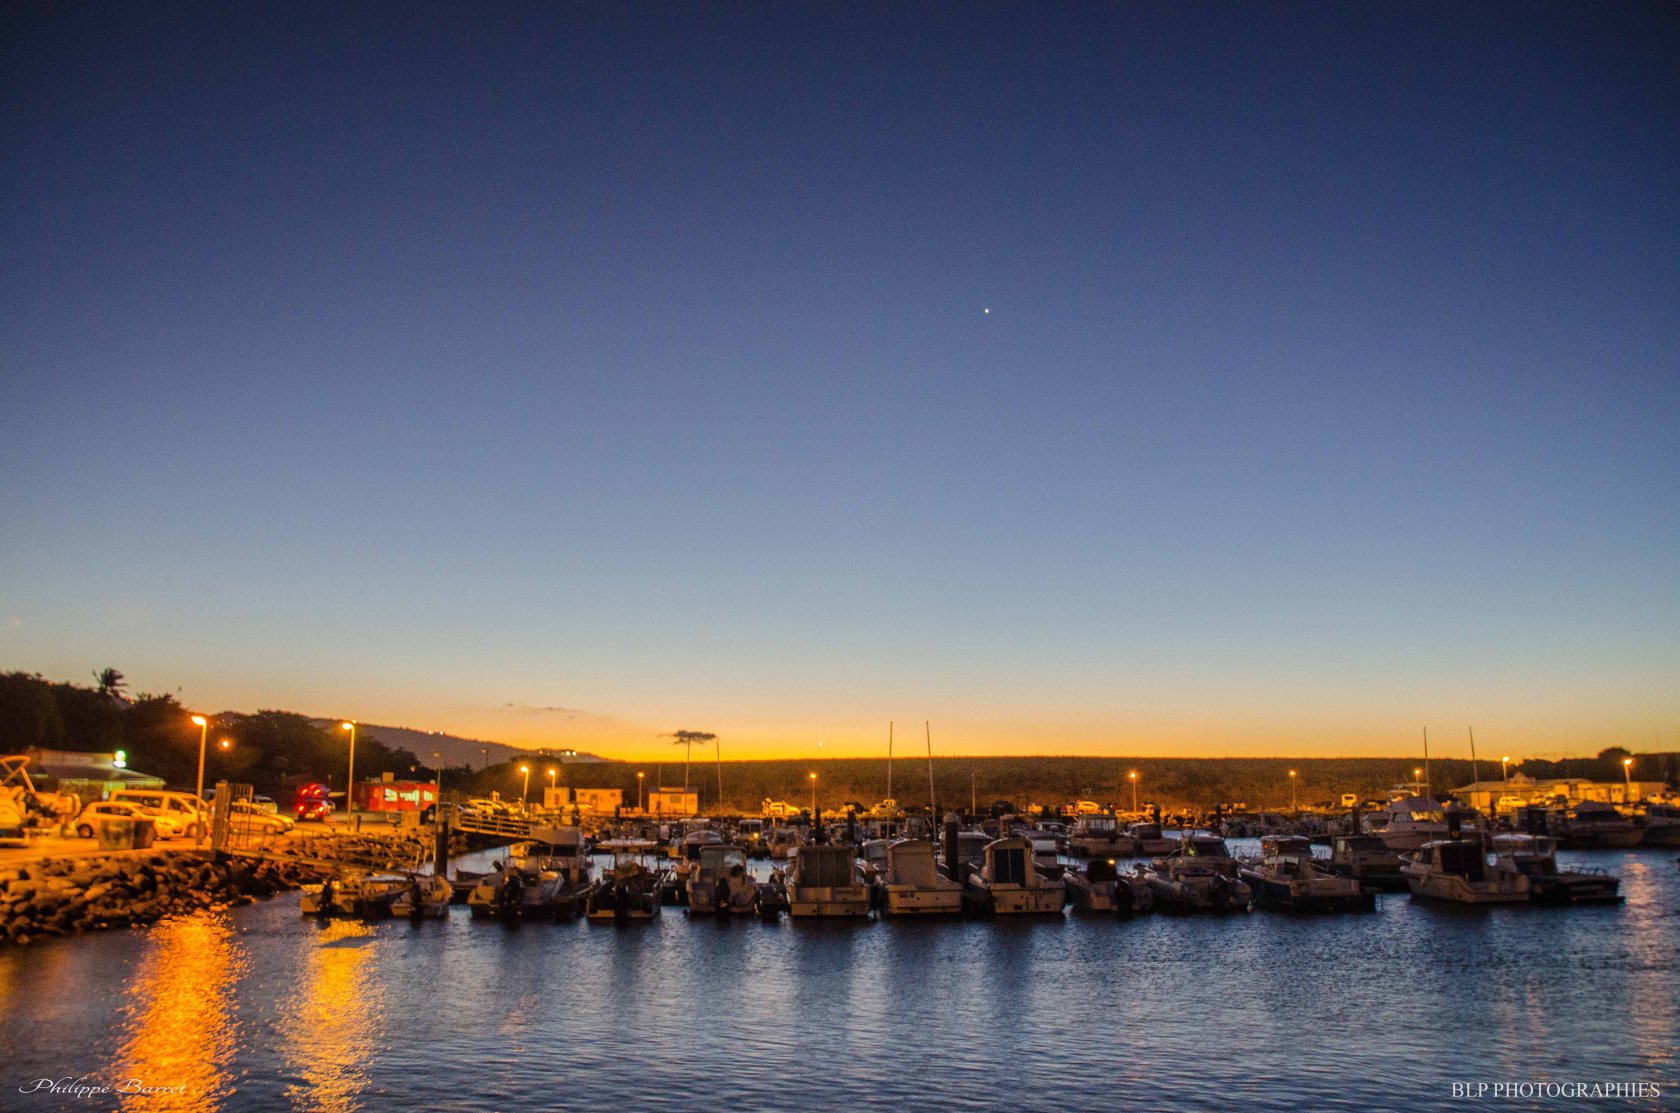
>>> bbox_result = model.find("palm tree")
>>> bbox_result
[93,667,128,702]
[668,730,717,793]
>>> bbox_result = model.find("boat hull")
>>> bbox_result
[975,882,1065,916]
[1242,872,1375,913]
[1402,867,1528,904]
[786,885,871,918]
[883,886,963,915]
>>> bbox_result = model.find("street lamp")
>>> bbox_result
[519,764,531,808]
[1501,755,1511,785]
[637,771,645,813]
[341,722,358,825]
[809,771,817,817]
[191,715,208,845]
[1129,771,1138,815]
[547,767,557,808]
[1622,757,1634,802]
[1413,768,1423,796]
[219,737,231,750]
[1289,770,1298,813]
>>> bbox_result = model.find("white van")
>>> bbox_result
[109,790,207,836]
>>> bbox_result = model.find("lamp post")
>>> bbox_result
[637,771,645,813]
[1622,757,1634,803]
[1413,768,1423,796]
[519,765,531,808]
[970,771,977,815]
[433,751,444,817]
[191,715,208,845]
[547,767,557,809]
[1289,769,1298,813]
[1129,771,1138,815]
[340,721,357,825]
[1501,755,1511,785]
[809,771,817,817]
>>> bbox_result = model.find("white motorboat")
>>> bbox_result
[686,844,758,915]
[1064,856,1150,915]
[1374,796,1452,851]
[1067,814,1133,858]
[782,843,871,918]
[1238,835,1374,913]
[881,839,964,915]
[1402,834,1529,903]
[965,837,1065,915]
[390,873,453,919]
[587,839,665,921]
[1491,834,1622,905]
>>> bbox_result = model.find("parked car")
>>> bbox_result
[221,799,295,835]
[251,795,279,814]
[74,801,184,840]
[108,790,207,838]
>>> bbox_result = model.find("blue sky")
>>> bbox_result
[3,3,1676,757]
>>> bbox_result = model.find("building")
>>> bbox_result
[1452,774,1665,814]
[542,786,623,815]
[25,749,166,803]
[646,787,698,818]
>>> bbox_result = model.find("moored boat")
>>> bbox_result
[1401,834,1528,904]
[1064,856,1149,915]
[1239,835,1374,913]
[1322,834,1409,892]
[686,844,758,915]
[587,839,665,922]
[782,843,871,918]
[1553,802,1643,850]
[1491,834,1622,905]
[391,873,453,919]
[965,837,1065,915]
[881,838,964,916]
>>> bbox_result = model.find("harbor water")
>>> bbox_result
[2,843,1675,1112]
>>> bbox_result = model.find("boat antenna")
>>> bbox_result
[925,721,936,818]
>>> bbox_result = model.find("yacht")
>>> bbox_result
[587,839,665,921]
[1238,836,1374,912]
[938,829,993,885]
[1491,834,1622,905]
[1067,814,1133,858]
[880,839,964,915]
[1553,802,1642,850]
[1322,834,1409,892]
[686,844,759,915]
[1401,834,1529,903]
[1064,857,1150,914]
[1375,797,1452,851]
[782,844,871,918]
[767,825,805,861]
[965,837,1065,915]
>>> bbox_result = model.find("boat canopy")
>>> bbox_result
[886,840,941,886]
[793,845,856,888]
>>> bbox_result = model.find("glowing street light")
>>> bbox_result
[1129,770,1138,815]
[637,771,645,813]
[519,764,531,808]
[809,771,817,817]
[1501,755,1512,784]
[191,715,208,844]
[1289,769,1298,813]
[547,766,558,807]
[341,722,358,824]
[219,738,232,750]
[1622,756,1634,802]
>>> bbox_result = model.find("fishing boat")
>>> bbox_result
[1552,802,1643,850]
[587,839,665,922]
[1067,814,1133,858]
[1322,834,1409,892]
[664,826,725,905]
[1239,836,1374,913]
[333,874,410,919]
[521,826,598,920]
[1401,834,1528,904]
[686,844,758,915]
[1064,857,1150,915]
[782,843,871,918]
[1490,834,1623,905]
[965,837,1065,915]
[880,839,964,915]
[390,873,453,919]
[937,829,993,885]
[299,877,338,918]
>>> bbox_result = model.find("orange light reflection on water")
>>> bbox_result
[279,918,386,1113]
[111,913,245,1112]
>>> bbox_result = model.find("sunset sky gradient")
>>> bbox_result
[4,4,1677,761]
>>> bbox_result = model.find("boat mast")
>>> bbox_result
[925,721,936,818]
[887,721,894,802]
[1422,727,1431,798]
[1467,726,1479,790]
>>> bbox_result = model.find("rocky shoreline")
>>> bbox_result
[0,852,327,947]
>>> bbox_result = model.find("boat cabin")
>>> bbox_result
[1414,838,1491,881]
[792,844,858,888]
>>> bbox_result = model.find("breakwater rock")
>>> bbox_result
[0,853,325,946]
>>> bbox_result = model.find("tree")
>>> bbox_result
[93,667,128,701]
[668,730,716,791]
[0,672,66,751]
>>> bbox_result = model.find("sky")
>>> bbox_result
[3,3,1677,761]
